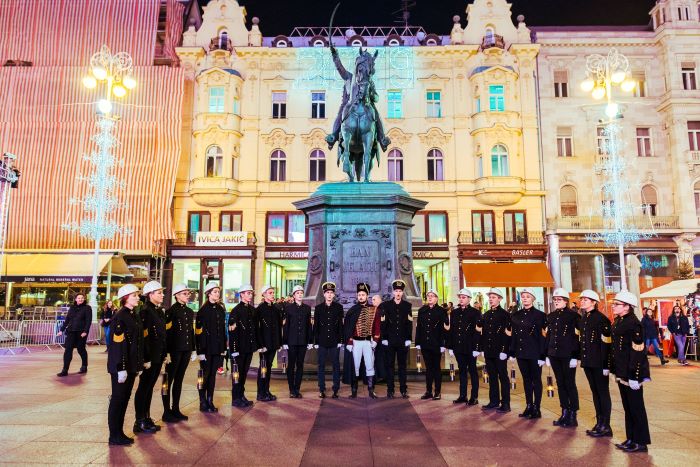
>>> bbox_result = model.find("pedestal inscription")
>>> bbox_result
[341,240,380,294]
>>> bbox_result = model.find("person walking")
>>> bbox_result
[195,282,227,413]
[667,305,690,365]
[416,289,449,401]
[100,300,115,353]
[641,307,668,365]
[56,293,92,376]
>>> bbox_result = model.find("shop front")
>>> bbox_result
[263,250,308,298]
[412,248,451,303]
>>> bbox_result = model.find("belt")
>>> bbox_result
[353,336,371,341]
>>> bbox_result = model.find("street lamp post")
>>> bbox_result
[63,45,135,320]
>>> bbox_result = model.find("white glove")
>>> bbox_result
[448,349,454,357]
[164,355,171,365]
[137,371,142,376]
[337,343,342,348]
[603,369,610,376]
[307,344,314,350]
[499,352,507,361]
[381,340,389,346]
[198,354,206,361]
[144,361,152,369]
[232,352,240,357]
[370,340,377,349]
[415,345,421,350]
[117,370,127,383]
[440,347,446,353]
[537,360,545,367]
[261,347,268,353]
[569,358,578,368]
[629,379,640,390]
[190,352,197,362]
[509,357,516,363]
[545,357,551,367]
[282,345,289,350]
[314,345,319,349]
[472,351,480,358]
[404,340,411,347]
[347,344,353,352]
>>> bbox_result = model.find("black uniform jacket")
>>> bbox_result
[283,302,312,346]
[228,301,258,354]
[195,301,227,355]
[140,300,167,364]
[256,301,283,352]
[447,305,481,354]
[610,313,650,383]
[415,304,448,351]
[165,301,195,353]
[480,306,511,358]
[545,307,580,359]
[313,301,344,348]
[380,299,413,346]
[108,306,144,374]
[579,308,611,369]
[61,303,92,334]
[510,306,546,360]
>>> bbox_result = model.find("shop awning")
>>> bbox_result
[1,253,123,282]
[640,279,700,299]
[462,262,555,287]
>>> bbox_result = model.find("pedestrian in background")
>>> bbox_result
[667,305,690,365]
[641,307,667,365]
[101,300,115,352]
[56,293,92,377]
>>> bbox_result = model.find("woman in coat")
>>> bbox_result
[641,307,667,365]
[56,293,92,376]
[667,305,690,365]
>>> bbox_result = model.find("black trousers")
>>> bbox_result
[163,350,190,411]
[422,348,442,394]
[485,357,509,404]
[618,382,651,445]
[517,358,543,407]
[232,352,253,400]
[583,366,611,422]
[455,352,479,399]
[200,354,223,397]
[62,331,88,370]
[134,354,163,420]
[108,372,136,439]
[385,344,409,393]
[550,356,579,410]
[317,346,341,392]
[257,349,276,396]
[287,345,307,392]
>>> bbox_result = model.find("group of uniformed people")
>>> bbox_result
[103,278,651,453]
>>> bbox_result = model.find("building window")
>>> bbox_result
[270,149,286,181]
[266,212,307,244]
[206,145,223,177]
[412,212,448,243]
[490,144,509,176]
[309,149,326,182]
[694,181,700,216]
[218,31,229,50]
[427,148,444,181]
[682,62,697,90]
[503,211,527,243]
[474,96,481,113]
[388,91,402,119]
[489,84,505,111]
[678,6,690,20]
[554,70,569,98]
[641,185,658,216]
[388,149,403,181]
[557,127,573,157]
[209,87,225,113]
[596,126,610,155]
[560,185,578,216]
[272,91,287,119]
[636,128,652,157]
[633,71,647,97]
[311,91,325,119]
[477,154,483,178]
[188,212,211,243]
[689,121,700,150]
[472,211,495,244]
[220,212,242,232]
[233,96,240,115]
[426,90,442,118]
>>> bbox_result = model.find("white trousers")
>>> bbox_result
[353,340,375,377]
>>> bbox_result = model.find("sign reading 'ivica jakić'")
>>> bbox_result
[195,231,247,247]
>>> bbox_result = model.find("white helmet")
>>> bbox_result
[117,284,140,300]
[520,287,537,298]
[292,285,304,294]
[426,288,439,297]
[259,284,274,296]
[203,282,220,295]
[552,288,570,300]
[457,288,472,298]
[172,283,191,296]
[580,289,600,302]
[238,284,254,293]
[142,281,164,296]
[615,290,638,308]
[487,287,503,298]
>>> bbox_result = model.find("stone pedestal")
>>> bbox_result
[293,182,427,310]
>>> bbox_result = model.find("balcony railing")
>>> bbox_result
[457,231,545,245]
[209,37,233,52]
[481,34,505,50]
[172,231,257,247]
[547,215,679,230]
[688,150,700,163]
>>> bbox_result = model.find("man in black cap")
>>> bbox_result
[343,282,381,398]
[313,282,344,398]
[380,279,413,399]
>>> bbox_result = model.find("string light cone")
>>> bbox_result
[232,362,240,384]
[161,372,169,396]
[260,354,267,379]
[416,350,422,373]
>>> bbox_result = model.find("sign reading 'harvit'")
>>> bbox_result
[195,231,247,247]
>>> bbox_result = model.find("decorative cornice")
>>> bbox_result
[386,127,412,147]
[418,127,452,147]
[261,128,295,148]
[300,128,328,149]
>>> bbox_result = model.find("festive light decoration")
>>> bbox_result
[161,372,169,396]
[260,354,267,379]
[546,373,554,398]
[197,369,204,390]
[232,362,240,384]
[0,153,19,284]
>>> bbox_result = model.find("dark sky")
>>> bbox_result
[207,1,658,35]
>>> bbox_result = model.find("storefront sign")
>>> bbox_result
[470,248,545,258]
[195,231,248,247]
[265,251,309,259]
[4,276,93,283]
[171,249,252,258]
[413,250,450,259]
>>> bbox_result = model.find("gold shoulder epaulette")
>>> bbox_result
[631,342,644,352]
[601,335,612,344]
[165,322,172,330]
[113,333,125,343]
[143,329,149,338]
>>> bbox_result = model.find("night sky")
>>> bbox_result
[205,0,659,36]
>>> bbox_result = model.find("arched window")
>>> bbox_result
[270,149,286,181]
[309,149,326,182]
[206,145,223,177]
[641,184,658,216]
[312,39,325,47]
[388,149,403,181]
[218,31,229,50]
[695,181,700,216]
[560,185,578,216]
[427,148,444,181]
[351,39,363,47]
[490,144,509,176]
[388,38,400,46]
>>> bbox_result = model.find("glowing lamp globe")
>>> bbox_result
[580,78,595,93]
[621,79,637,93]
[82,75,97,89]
[611,70,626,84]
[97,99,113,114]
[123,75,136,90]
[592,85,606,100]
[92,66,108,81]
[112,84,126,98]
[605,102,619,119]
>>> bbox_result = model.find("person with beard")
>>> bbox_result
[380,280,413,399]
[313,282,344,399]
[133,281,167,434]
[283,285,313,398]
[416,289,449,400]
[480,288,511,413]
[195,282,227,413]
[229,284,258,408]
[107,284,143,446]
[256,285,283,402]
[509,288,546,419]
[344,283,381,398]
[56,293,92,376]
[447,288,481,406]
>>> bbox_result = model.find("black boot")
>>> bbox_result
[586,417,601,436]
[367,376,377,399]
[161,396,179,423]
[453,396,467,404]
[171,408,188,421]
[199,390,209,412]
[496,402,511,413]
[528,406,542,419]
[553,409,568,426]
[591,417,613,437]
[332,390,339,399]
[57,369,68,377]
[350,377,358,398]
[133,419,156,434]
[565,410,578,427]
[144,415,160,431]
[78,366,87,374]
[207,394,218,413]
[519,404,533,418]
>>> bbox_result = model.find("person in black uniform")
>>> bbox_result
[480,288,511,413]
[344,283,382,398]
[313,282,344,399]
[133,281,167,434]
[578,289,613,438]
[107,284,144,446]
[380,279,413,399]
[415,289,449,400]
[510,288,546,419]
[283,285,313,398]
[546,287,581,427]
[610,290,651,453]
[162,283,196,423]
[195,282,227,413]
[256,285,283,402]
[447,288,481,406]
[56,293,92,376]
[229,284,258,408]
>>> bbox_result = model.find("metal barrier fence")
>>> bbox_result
[0,320,102,355]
